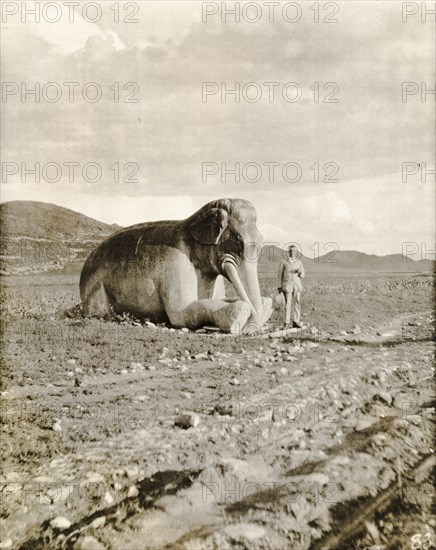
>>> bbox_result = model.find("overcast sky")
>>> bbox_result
[1,1,434,256]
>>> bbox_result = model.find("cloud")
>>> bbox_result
[258,223,293,245]
[1,2,434,256]
[2,9,125,54]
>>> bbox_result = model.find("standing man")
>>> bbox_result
[277,245,305,328]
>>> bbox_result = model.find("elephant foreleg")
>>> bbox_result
[167,299,251,334]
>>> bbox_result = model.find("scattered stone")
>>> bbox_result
[355,419,374,432]
[304,342,319,350]
[125,466,139,479]
[53,421,62,432]
[74,535,105,550]
[373,391,392,406]
[224,523,266,541]
[35,475,53,483]
[230,378,240,386]
[180,365,188,373]
[50,516,71,531]
[74,367,83,373]
[91,517,106,529]
[67,359,76,365]
[127,485,138,497]
[136,395,148,401]
[377,331,396,338]
[0,540,12,549]
[372,433,387,446]
[175,412,201,429]
[280,367,288,375]
[145,321,156,328]
[147,365,156,371]
[393,393,409,409]
[372,371,387,383]
[86,472,104,483]
[352,325,362,335]
[161,347,170,355]
[194,353,208,360]
[365,521,381,544]
[331,455,350,465]
[339,330,348,336]
[181,328,189,333]
[383,521,394,532]
[120,369,128,375]
[104,491,114,505]
[130,362,143,369]
[326,388,338,399]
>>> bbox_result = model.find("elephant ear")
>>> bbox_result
[188,208,229,245]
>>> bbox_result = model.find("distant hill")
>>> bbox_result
[0,201,434,275]
[0,201,120,275]
[258,246,434,276]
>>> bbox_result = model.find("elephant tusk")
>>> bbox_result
[223,261,257,317]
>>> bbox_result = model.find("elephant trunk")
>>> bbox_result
[222,254,264,326]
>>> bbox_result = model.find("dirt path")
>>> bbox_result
[1,309,434,549]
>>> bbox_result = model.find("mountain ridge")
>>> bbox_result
[0,201,434,275]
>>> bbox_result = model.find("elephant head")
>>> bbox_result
[184,198,269,327]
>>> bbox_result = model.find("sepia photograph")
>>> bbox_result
[0,1,435,548]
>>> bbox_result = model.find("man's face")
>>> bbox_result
[289,247,297,259]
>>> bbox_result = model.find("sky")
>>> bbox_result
[1,0,435,257]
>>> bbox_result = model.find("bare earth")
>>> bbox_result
[0,272,435,550]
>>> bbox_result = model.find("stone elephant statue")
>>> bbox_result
[79,198,273,333]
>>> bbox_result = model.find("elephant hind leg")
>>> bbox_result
[82,281,112,317]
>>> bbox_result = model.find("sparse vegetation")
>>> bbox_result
[0,270,434,548]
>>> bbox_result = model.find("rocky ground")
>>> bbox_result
[0,273,435,550]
